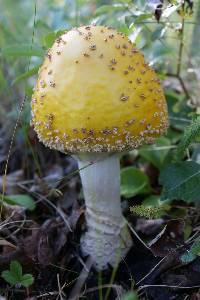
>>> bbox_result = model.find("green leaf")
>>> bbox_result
[1,261,22,285]
[44,32,57,48]
[2,194,36,211]
[143,196,171,217]
[121,167,152,198]
[43,30,66,48]
[181,251,196,264]
[177,116,200,158]
[1,44,44,57]
[133,14,152,25]
[1,270,19,285]
[20,274,34,287]
[191,241,200,255]
[135,13,152,23]
[143,195,160,206]
[159,161,200,203]
[151,26,166,41]
[12,65,40,85]
[181,239,200,263]
[165,90,192,130]
[139,137,171,170]
[95,4,126,15]
[125,13,152,27]
[10,261,22,280]
[122,291,139,300]
[25,85,34,97]
[1,260,34,288]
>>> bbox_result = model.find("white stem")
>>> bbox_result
[76,153,132,270]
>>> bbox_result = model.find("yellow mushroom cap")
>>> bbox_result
[31,25,168,153]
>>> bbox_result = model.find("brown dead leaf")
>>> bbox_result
[191,292,200,300]
[149,219,185,257]
[68,206,85,231]
[136,218,164,235]
[37,230,54,265]
[23,225,40,261]
[23,218,68,266]
[0,239,17,250]
[2,202,25,220]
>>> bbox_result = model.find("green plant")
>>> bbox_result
[177,116,200,157]
[130,205,162,219]
[181,239,200,263]
[159,160,200,203]
[120,167,152,198]
[1,261,34,288]
[1,194,36,211]
[122,291,139,300]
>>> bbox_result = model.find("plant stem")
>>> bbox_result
[166,73,190,99]
[177,7,185,76]
[76,153,132,270]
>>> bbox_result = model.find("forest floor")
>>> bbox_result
[1,126,200,300]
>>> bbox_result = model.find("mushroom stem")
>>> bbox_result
[76,153,133,270]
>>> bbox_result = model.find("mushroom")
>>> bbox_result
[31,25,168,269]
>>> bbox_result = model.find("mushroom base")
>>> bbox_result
[81,217,132,270]
[77,153,133,270]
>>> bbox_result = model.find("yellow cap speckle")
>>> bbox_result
[31,25,168,153]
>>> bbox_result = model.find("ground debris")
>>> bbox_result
[149,219,185,257]
[23,218,68,266]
